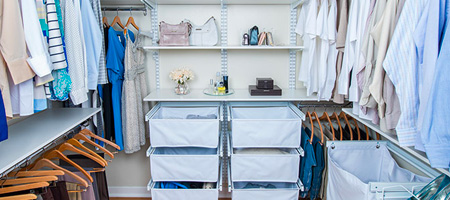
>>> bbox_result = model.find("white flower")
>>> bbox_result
[169,67,194,84]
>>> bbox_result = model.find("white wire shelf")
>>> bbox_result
[342,108,450,176]
[143,88,317,102]
[0,108,101,176]
[140,45,304,50]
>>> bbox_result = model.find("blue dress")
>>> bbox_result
[106,27,134,150]
[0,90,8,142]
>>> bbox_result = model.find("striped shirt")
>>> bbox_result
[46,0,67,70]
[382,0,428,147]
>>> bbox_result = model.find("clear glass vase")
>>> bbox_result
[174,83,189,95]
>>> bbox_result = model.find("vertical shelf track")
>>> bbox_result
[221,0,228,76]
[150,3,160,89]
[289,4,298,90]
[221,102,230,191]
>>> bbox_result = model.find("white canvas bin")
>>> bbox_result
[148,180,219,200]
[231,181,300,200]
[231,148,300,182]
[229,103,303,148]
[146,102,222,148]
[326,141,431,200]
[148,147,219,182]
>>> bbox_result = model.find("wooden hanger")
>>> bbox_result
[124,14,139,35]
[110,10,124,29]
[348,116,361,140]
[66,139,109,165]
[0,194,38,200]
[103,16,109,27]
[80,129,120,150]
[13,170,64,178]
[1,176,58,186]
[29,159,88,188]
[311,112,324,145]
[0,182,49,195]
[58,143,106,167]
[305,111,314,144]
[42,150,93,183]
[319,111,336,141]
[339,111,353,140]
[331,112,343,141]
[74,133,115,159]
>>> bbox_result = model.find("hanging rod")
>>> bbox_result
[102,6,148,15]
[0,121,89,178]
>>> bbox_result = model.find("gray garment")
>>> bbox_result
[122,32,149,154]
[89,0,108,84]
[382,74,401,131]
[63,0,88,105]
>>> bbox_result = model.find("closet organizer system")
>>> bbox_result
[98,0,450,199]
[0,108,121,199]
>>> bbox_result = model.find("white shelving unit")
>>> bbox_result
[342,108,450,177]
[143,88,317,102]
[141,46,304,50]
[0,108,101,176]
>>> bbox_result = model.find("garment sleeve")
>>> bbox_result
[0,0,35,84]
[21,0,53,78]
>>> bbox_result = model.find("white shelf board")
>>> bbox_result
[342,108,450,176]
[0,108,101,175]
[144,88,318,102]
[141,45,304,50]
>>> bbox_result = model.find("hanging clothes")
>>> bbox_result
[320,0,338,101]
[63,0,88,105]
[414,0,446,151]
[21,0,53,78]
[100,24,115,141]
[9,76,34,116]
[89,0,108,85]
[80,0,102,90]
[106,27,131,150]
[49,0,72,101]
[0,0,35,85]
[34,0,54,87]
[122,30,149,154]
[34,85,47,113]
[420,0,450,168]
[332,0,349,104]
[299,127,317,198]
[310,134,325,200]
[383,0,429,147]
[0,90,7,142]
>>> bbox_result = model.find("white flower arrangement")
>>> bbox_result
[169,68,194,85]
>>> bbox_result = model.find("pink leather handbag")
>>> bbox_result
[159,21,191,46]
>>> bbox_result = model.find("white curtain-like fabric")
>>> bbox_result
[327,141,431,200]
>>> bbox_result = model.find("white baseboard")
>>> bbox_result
[108,187,232,198]
[108,186,151,198]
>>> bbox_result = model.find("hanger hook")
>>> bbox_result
[130,8,132,16]
[116,8,119,16]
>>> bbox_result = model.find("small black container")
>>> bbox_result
[223,75,229,93]
[256,78,274,89]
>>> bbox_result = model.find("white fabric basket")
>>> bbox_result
[231,148,300,182]
[232,182,299,200]
[230,106,302,148]
[148,105,220,148]
[327,141,431,200]
[151,182,218,200]
[150,147,219,182]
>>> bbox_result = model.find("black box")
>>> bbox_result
[256,78,274,89]
[249,85,282,96]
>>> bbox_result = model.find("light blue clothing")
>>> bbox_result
[421,0,450,168]
[382,0,428,147]
[80,0,102,90]
[414,0,446,151]
[106,27,134,151]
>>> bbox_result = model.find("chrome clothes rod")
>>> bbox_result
[102,6,148,15]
